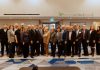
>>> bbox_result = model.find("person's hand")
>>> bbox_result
[37,41,39,43]
[73,42,75,44]
[16,40,18,43]
[9,41,11,44]
[98,41,100,43]
[23,42,24,45]
[53,43,55,45]
[31,41,33,44]
[87,40,89,43]
[93,40,95,43]
[65,41,67,44]
[76,39,78,41]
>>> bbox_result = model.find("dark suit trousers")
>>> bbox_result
[18,42,23,56]
[36,42,40,56]
[67,40,72,56]
[30,42,36,56]
[22,42,29,58]
[1,40,8,55]
[50,42,56,57]
[89,41,95,55]
[57,41,63,57]
[8,42,15,58]
[40,40,44,55]
[82,39,88,55]
[15,43,19,55]
[63,41,67,56]
[96,42,100,55]
[75,41,81,55]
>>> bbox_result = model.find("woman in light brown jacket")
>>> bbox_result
[7,25,16,58]
[43,27,50,56]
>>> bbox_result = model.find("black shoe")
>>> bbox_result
[31,56,34,58]
[24,56,27,58]
[84,54,89,56]
[78,54,81,57]
[71,55,74,57]
[58,56,60,58]
[64,55,67,58]
[0,55,4,57]
[92,54,94,57]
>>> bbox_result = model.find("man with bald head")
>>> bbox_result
[66,25,76,57]
[81,25,89,56]
[15,24,22,56]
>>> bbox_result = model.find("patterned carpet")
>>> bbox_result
[0,56,100,70]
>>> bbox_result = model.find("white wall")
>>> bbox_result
[0,19,39,26]
[0,0,100,17]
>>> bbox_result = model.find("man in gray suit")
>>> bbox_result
[50,27,57,57]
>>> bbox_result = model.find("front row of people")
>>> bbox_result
[0,24,100,58]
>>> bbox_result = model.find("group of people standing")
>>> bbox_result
[0,24,100,58]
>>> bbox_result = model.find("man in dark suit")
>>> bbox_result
[67,26,76,57]
[88,25,96,56]
[81,25,89,56]
[62,25,68,57]
[0,25,8,57]
[35,25,41,56]
[38,25,44,55]
[14,24,21,56]
[96,26,100,55]
[74,25,82,57]
[29,25,37,58]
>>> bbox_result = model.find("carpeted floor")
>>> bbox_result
[0,56,100,70]
[20,67,80,70]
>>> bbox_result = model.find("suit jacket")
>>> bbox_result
[62,30,68,42]
[67,30,76,42]
[0,29,2,41]
[75,30,82,42]
[88,30,96,46]
[23,30,30,43]
[81,29,89,40]
[0,29,8,42]
[96,30,100,43]
[35,29,42,43]
[43,31,50,44]
[89,30,96,41]
[56,32,62,42]
[29,29,36,43]
[7,29,15,43]
[15,29,20,42]
[50,31,57,43]
[39,29,43,40]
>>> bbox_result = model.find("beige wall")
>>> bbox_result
[0,0,100,17]
[93,22,100,30]
[0,19,39,26]
[0,19,98,29]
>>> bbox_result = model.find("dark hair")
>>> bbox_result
[57,27,61,32]
[9,25,14,30]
